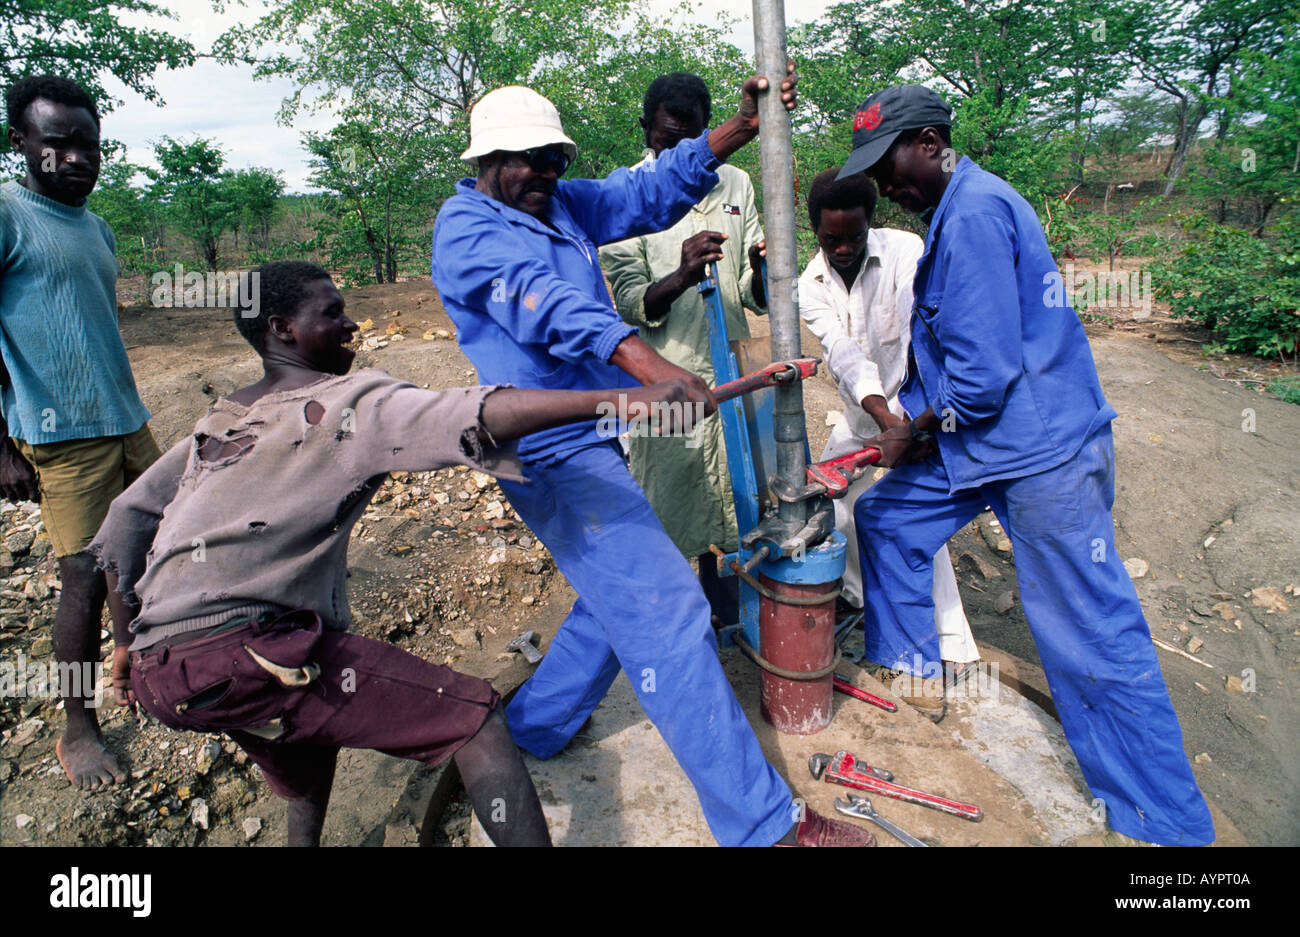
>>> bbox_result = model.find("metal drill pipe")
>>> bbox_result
[752,0,807,527]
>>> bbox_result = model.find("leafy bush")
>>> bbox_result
[1267,375,1300,405]
[1152,216,1300,360]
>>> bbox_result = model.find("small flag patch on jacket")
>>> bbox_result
[722,203,740,215]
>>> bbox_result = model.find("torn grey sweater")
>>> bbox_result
[89,370,524,649]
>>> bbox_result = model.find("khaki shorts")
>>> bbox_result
[16,424,162,557]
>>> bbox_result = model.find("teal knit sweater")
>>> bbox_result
[0,180,149,444]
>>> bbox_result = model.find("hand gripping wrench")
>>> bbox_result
[809,750,984,822]
[806,446,883,499]
[833,794,928,847]
[769,445,883,504]
[711,357,820,404]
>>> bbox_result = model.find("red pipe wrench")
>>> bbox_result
[809,750,984,822]
[712,357,820,404]
[832,673,898,713]
[807,446,883,499]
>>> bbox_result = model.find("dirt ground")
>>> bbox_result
[0,263,1295,846]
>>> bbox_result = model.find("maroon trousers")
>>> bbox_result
[131,610,500,800]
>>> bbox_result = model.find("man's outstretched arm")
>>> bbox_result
[608,334,717,413]
[478,380,709,443]
[566,62,799,248]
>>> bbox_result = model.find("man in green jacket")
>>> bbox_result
[599,72,766,625]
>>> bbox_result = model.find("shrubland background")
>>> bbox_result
[3,0,1297,390]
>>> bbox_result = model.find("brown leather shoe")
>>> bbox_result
[864,663,946,724]
[775,806,876,847]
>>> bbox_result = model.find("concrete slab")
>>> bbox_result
[473,645,1055,846]
[945,687,1103,845]
[458,584,1246,847]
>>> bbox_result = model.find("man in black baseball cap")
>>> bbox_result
[837,85,952,181]
[839,84,1217,846]
[837,85,955,215]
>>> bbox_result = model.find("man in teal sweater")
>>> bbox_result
[1,75,158,789]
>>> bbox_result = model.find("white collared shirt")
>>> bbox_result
[798,227,924,438]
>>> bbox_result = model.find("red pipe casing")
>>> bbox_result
[758,574,836,734]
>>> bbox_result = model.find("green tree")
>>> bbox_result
[1092,89,1179,163]
[148,137,239,272]
[1037,1,1155,183]
[225,167,285,251]
[1184,16,1300,232]
[787,0,1142,210]
[1125,0,1293,196]
[87,148,162,274]
[304,122,440,285]
[216,0,643,190]
[1153,215,1300,359]
[533,5,750,180]
[0,0,194,115]
[219,0,755,280]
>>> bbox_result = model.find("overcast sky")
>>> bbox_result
[100,0,833,192]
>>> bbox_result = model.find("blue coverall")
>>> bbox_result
[431,132,795,846]
[856,157,1215,845]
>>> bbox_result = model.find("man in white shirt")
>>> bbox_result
[798,167,977,722]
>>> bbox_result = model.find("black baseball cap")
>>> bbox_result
[836,85,953,180]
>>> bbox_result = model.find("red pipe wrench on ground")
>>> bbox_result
[809,750,984,822]
[712,357,820,404]
[832,673,898,713]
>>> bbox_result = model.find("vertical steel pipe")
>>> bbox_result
[752,0,807,527]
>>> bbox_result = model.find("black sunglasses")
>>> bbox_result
[519,145,571,177]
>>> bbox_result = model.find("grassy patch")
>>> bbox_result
[1266,375,1300,405]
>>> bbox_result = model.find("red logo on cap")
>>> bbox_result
[854,103,883,131]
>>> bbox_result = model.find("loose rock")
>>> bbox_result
[1122,558,1149,579]
[451,628,479,648]
[4,528,35,555]
[196,739,221,775]
[1249,586,1289,614]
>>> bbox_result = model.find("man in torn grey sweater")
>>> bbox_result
[89,260,700,846]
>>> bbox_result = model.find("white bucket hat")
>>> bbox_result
[461,86,578,166]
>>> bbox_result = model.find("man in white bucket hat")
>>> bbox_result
[433,66,873,847]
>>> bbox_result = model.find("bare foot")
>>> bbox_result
[56,732,125,791]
